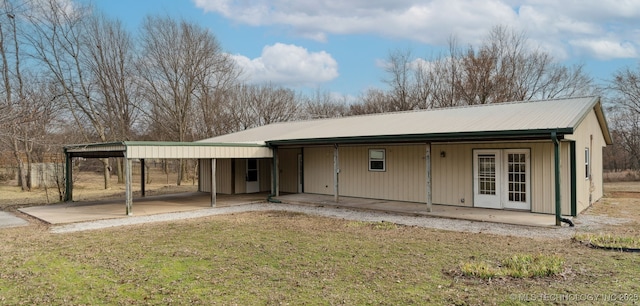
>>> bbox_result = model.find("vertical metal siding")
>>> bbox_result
[234,159,246,194]
[198,159,233,194]
[432,142,568,214]
[259,159,271,192]
[279,148,301,193]
[303,147,334,194]
[337,145,426,202]
[566,110,607,214]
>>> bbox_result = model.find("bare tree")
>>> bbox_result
[222,83,299,131]
[300,89,348,119]
[608,63,640,171]
[24,0,122,189]
[383,49,422,111]
[349,88,393,115]
[406,26,595,108]
[137,16,234,184]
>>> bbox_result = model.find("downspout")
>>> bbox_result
[552,131,574,227]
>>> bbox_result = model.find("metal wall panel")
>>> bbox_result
[126,146,273,159]
[338,145,426,202]
[431,142,570,214]
[566,109,607,214]
[303,147,334,194]
[198,159,232,194]
[278,148,301,193]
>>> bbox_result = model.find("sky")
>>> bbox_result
[90,0,640,99]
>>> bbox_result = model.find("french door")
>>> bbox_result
[473,149,530,210]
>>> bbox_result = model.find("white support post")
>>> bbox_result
[333,144,339,203]
[211,158,216,207]
[125,158,133,215]
[426,143,432,212]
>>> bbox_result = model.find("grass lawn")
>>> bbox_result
[0,177,639,304]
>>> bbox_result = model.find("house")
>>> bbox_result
[63,96,612,225]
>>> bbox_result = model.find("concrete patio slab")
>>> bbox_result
[20,192,268,225]
[274,193,563,227]
[0,211,29,228]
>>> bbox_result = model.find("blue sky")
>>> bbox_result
[91,0,640,99]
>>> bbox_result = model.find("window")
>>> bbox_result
[478,154,496,195]
[585,148,590,179]
[369,149,386,171]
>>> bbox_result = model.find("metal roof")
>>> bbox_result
[200,96,612,145]
[64,141,272,159]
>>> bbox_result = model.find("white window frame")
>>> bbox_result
[368,149,386,172]
[585,147,590,179]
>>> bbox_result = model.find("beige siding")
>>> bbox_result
[234,159,246,194]
[566,109,607,213]
[301,141,577,214]
[198,159,233,194]
[303,147,335,194]
[126,145,273,159]
[279,148,301,193]
[338,145,426,202]
[432,142,571,214]
[259,159,272,192]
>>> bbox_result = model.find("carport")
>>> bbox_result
[63,141,273,215]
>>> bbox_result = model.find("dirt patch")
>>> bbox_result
[609,191,640,199]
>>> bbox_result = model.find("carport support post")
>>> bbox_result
[64,149,73,202]
[272,147,279,197]
[426,143,432,212]
[334,144,339,203]
[125,158,133,216]
[140,159,146,197]
[211,158,216,207]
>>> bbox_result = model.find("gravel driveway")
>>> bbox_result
[48,202,628,239]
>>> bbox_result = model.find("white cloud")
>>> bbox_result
[570,39,637,60]
[231,43,339,86]
[195,0,640,61]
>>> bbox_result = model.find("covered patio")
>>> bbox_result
[274,193,560,227]
[20,191,560,227]
[20,192,269,224]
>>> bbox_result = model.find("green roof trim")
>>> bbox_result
[266,128,575,146]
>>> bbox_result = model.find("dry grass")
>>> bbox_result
[0,179,639,304]
[0,169,197,210]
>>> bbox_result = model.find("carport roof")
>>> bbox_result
[64,141,273,159]
[200,96,612,145]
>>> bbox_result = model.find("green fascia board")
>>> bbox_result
[266,128,575,146]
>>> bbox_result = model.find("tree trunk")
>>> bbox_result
[11,138,28,191]
[176,158,183,186]
[102,158,110,189]
[116,158,124,183]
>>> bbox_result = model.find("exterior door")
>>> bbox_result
[473,150,502,209]
[246,159,259,193]
[473,149,531,210]
[503,150,531,210]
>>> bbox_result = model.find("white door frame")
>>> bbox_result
[473,149,531,210]
[246,159,259,193]
[473,150,502,209]
[503,149,531,210]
